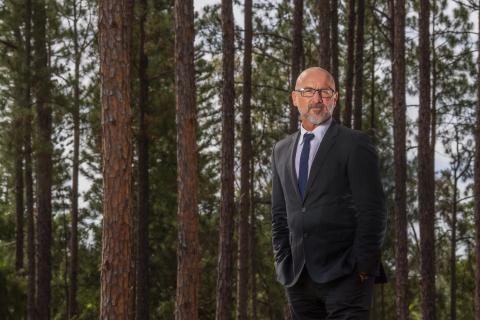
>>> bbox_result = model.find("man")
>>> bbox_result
[271,67,387,319]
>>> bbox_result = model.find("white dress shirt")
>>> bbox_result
[295,117,332,180]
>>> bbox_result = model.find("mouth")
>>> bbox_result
[308,103,325,111]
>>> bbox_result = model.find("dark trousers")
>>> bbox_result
[286,266,374,320]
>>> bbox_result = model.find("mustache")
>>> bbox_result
[308,103,326,110]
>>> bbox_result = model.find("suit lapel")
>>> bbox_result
[303,119,339,202]
[286,131,302,203]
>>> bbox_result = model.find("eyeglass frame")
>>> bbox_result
[294,87,337,103]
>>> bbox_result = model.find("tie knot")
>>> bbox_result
[303,133,314,143]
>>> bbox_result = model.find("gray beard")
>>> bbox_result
[302,111,332,125]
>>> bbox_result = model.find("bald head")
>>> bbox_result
[295,67,336,91]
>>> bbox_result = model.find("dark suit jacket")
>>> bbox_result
[271,119,387,288]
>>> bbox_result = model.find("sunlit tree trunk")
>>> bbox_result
[174,0,200,318]
[98,0,135,317]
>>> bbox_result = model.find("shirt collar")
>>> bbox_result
[299,116,332,145]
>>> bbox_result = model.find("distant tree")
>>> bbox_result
[353,0,365,130]
[392,0,408,318]
[289,0,303,133]
[13,20,25,276]
[32,0,53,317]
[330,0,340,122]
[237,0,252,319]
[135,0,150,318]
[475,4,480,319]
[318,0,330,69]
[216,0,235,318]
[23,0,35,318]
[343,0,355,127]
[418,0,436,319]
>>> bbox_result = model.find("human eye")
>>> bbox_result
[320,89,333,98]
[302,88,315,96]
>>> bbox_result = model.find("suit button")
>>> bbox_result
[303,232,308,238]
[302,207,306,213]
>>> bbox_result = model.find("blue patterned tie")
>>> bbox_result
[298,133,314,199]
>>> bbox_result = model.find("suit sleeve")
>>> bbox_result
[348,133,387,275]
[271,143,291,264]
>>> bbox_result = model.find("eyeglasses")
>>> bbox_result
[295,88,336,100]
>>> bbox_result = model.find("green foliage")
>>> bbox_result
[0,0,477,318]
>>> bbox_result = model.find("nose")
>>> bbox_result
[311,90,322,103]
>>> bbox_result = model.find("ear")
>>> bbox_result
[291,91,298,107]
[333,91,339,104]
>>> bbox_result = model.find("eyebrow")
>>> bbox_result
[301,87,335,91]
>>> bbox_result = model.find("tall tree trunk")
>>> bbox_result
[24,1,35,317]
[369,10,375,140]
[330,0,340,122]
[68,1,81,317]
[393,0,408,319]
[15,115,24,273]
[343,0,355,128]
[289,0,303,133]
[249,158,257,320]
[450,137,459,320]
[237,0,252,319]
[216,0,235,318]
[98,0,135,317]
[475,5,480,320]
[174,0,200,318]
[135,0,150,318]
[318,0,330,69]
[353,0,365,130]
[430,0,437,157]
[32,0,53,317]
[418,0,436,319]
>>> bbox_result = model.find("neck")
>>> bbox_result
[302,122,319,132]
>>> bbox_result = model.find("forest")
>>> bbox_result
[0,0,479,319]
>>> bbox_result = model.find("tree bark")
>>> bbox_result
[68,1,81,317]
[289,0,303,133]
[330,0,340,122]
[15,113,24,273]
[216,0,235,318]
[98,0,135,318]
[33,0,53,317]
[237,0,252,319]
[369,12,375,140]
[23,1,35,318]
[475,5,480,318]
[353,0,365,130]
[318,0,330,70]
[174,0,200,319]
[418,0,436,319]
[135,0,150,319]
[450,129,459,320]
[249,157,257,320]
[393,0,408,318]
[343,0,355,128]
